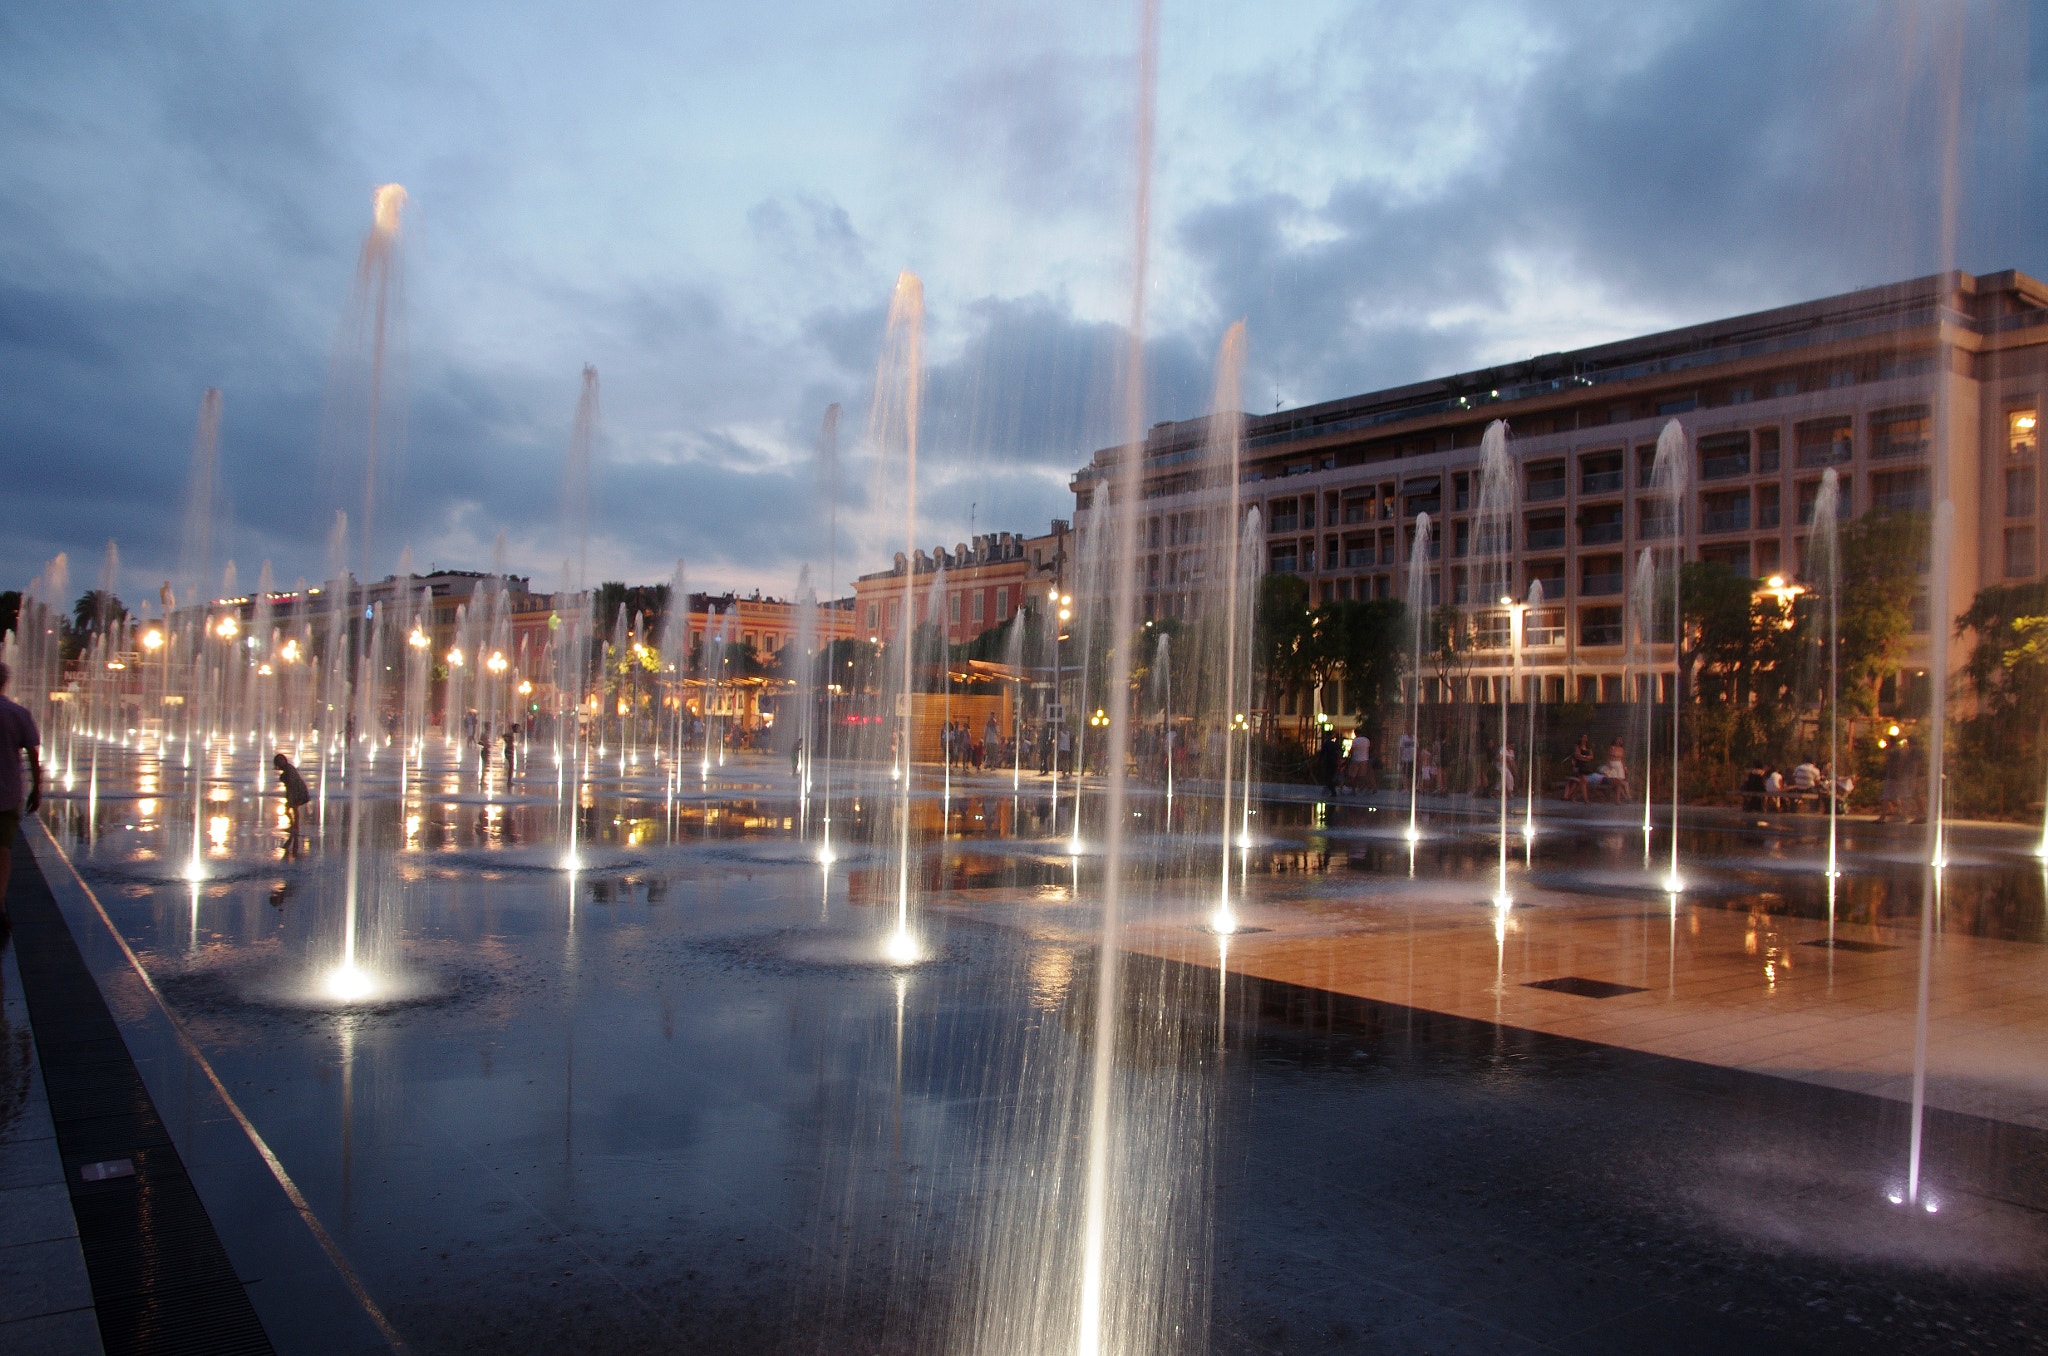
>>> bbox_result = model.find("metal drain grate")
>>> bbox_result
[1801,938,1900,953]
[1524,976,1648,999]
[7,831,277,1356]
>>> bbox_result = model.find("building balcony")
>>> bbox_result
[1344,548,1374,567]
[1580,522,1625,545]
[1581,623,1624,646]
[1796,444,1854,469]
[1581,572,1623,596]
[1701,453,1750,480]
[1581,471,1624,495]
[1527,476,1567,501]
[1702,509,1751,534]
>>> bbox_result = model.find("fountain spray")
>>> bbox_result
[1209,321,1247,933]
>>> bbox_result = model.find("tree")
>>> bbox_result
[1328,598,1408,720]
[1957,579,2048,725]
[0,590,18,640]
[1951,579,2048,818]
[1834,511,1927,714]
[1426,603,1473,704]
[71,589,126,639]
[1254,573,1315,705]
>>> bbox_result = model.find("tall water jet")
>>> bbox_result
[1405,512,1434,845]
[1524,579,1544,842]
[1207,321,1248,930]
[1648,418,1690,892]
[1473,421,1516,907]
[1076,0,1163,1347]
[814,404,842,862]
[322,183,408,1002]
[1808,470,1844,910]
[1233,509,1261,851]
[658,561,688,799]
[1003,608,1027,792]
[1628,547,1658,851]
[1154,631,1173,800]
[869,272,925,963]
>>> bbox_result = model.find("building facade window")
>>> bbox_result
[1698,431,1750,480]
[1795,417,1854,468]
[1871,405,1931,460]
[2007,467,2037,518]
[2011,408,2039,460]
[996,586,1009,618]
[1581,606,1624,647]
[2007,526,2038,579]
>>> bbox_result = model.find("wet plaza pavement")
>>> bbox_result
[4,743,2048,1354]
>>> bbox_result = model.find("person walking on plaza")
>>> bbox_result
[1344,728,1373,795]
[273,752,311,856]
[0,662,43,926]
[503,723,517,775]
[1398,731,1415,788]
[1318,727,1342,797]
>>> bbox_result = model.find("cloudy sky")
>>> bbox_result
[2,0,2040,608]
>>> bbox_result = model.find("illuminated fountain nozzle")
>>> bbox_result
[816,845,837,866]
[323,963,378,1004]
[560,851,581,872]
[882,929,921,965]
[1663,875,1685,894]
[1209,909,1239,936]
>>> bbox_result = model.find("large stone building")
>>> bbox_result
[1069,268,2047,714]
[850,523,1070,647]
[682,590,858,659]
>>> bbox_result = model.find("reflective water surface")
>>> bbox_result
[34,740,2048,1354]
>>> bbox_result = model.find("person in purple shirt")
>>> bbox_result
[0,661,44,925]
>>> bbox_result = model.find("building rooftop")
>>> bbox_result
[1074,268,2048,484]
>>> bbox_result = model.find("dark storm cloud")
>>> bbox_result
[1179,1,2046,409]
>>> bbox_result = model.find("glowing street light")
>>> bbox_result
[142,628,164,651]
[447,648,465,667]
[486,651,508,674]
[408,627,430,649]
[215,616,239,640]
[281,638,300,662]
